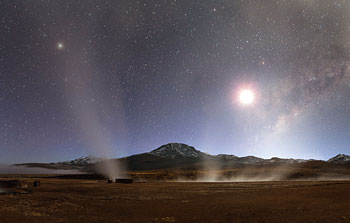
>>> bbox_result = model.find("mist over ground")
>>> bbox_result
[0,165,82,175]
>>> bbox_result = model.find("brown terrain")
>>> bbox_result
[5,145,350,222]
[1,175,350,223]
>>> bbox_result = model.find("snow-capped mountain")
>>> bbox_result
[328,154,350,163]
[150,143,211,159]
[56,156,106,165]
[216,154,239,160]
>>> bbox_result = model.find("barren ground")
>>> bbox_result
[1,177,350,223]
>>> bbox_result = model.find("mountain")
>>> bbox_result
[216,154,239,160]
[150,143,211,159]
[239,156,264,163]
[13,156,105,172]
[328,154,350,163]
[118,143,210,171]
[265,157,307,164]
[55,156,106,165]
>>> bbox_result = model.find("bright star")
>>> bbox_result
[57,42,64,50]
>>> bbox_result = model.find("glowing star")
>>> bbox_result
[57,42,64,50]
[239,89,255,105]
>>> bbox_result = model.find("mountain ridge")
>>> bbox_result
[55,156,106,165]
[14,143,350,172]
[328,154,350,163]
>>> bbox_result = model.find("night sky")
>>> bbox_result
[2,0,350,164]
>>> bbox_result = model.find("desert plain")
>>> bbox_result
[1,176,350,223]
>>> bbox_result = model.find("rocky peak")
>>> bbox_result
[328,154,350,163]
[150,143,209,159]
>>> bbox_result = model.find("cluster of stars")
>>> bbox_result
[0,0,350,163]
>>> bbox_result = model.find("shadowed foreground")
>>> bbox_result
[0,178,350,223]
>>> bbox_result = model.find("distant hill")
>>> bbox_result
[56,156,106,165]
[328,154,350,163]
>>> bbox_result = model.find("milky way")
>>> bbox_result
[1,0,350,163]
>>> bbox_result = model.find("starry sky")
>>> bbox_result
[2,0,350,164]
